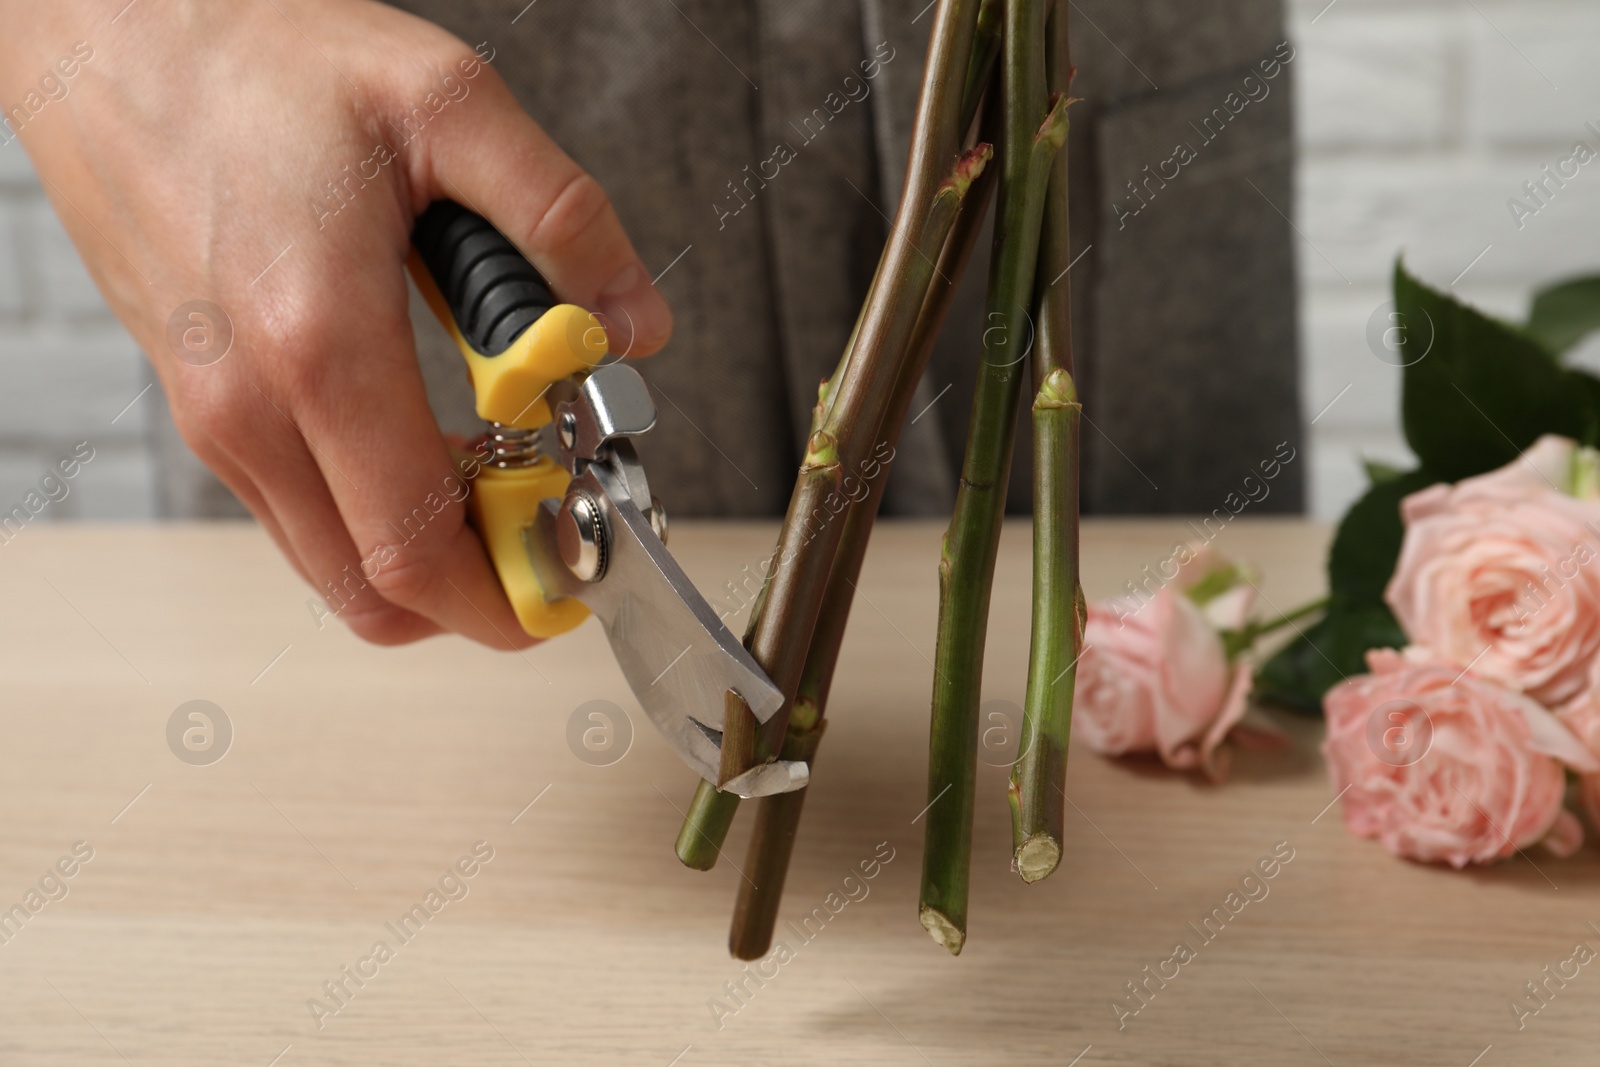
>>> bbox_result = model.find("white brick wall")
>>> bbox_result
[0,135,35,184]
[0,137,156,522]
[1292,0,1600,517]
[22,195,121,323]
[3,2,1598,521]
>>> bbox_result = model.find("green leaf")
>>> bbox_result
[1527,275,1600,355]
[1271,263,1600,715]
[1571,368,1600,420]
[1254,466,1436,713]
[1328,467,1438,605]
[1397,261,1598,482]
[1361,457,1406,485]
[1255,603,1407,714]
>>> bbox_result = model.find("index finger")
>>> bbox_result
[419,63,674,359]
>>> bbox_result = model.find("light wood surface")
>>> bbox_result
[1,518,1596,1066]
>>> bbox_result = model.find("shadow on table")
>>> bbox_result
[1081,707,1327,788]
[801,965,1099,1063]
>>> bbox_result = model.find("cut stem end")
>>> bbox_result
[1015,834,1062,884]
[920,906,966,955]
[675,780,740,870]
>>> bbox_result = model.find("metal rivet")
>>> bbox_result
[558,410,578,451]
[557,491,606,582]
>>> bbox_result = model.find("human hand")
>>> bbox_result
[0,0,672,647]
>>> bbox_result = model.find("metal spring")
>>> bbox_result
[486,422,541,468]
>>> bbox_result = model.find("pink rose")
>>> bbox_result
[1385,435,1600,706]
[1072,546,1256,778]
[1557,685,1600,836]
[1322,649,1599,867]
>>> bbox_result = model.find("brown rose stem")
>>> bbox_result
[673,0,985,874]
[673,155,991,876]
[794,147,1002,766]
[1007,0,1079,886]
[722,151,1000,960]
[716,0,983,787]
[919,4,1064,954]
[725,154,993,959]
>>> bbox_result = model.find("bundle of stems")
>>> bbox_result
[674,0,1079,960]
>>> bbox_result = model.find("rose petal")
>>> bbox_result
[1202,584,1256,632]
[1151,594,1231,770]
[1195,662,1255,780]
[1512,693,1600,773]
[1541,809,1585,858]
[1579,775,1600,832]
[1364,647,1415,674]
[1395,481,1452,525]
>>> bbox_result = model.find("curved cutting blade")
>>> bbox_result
[528,460,806,797]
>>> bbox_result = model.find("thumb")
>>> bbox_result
[417,58,672,358]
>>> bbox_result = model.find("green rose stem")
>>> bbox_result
[674,746,742,871]
[1222,597,1330,660]
[673,0,985,874]
[919,7,1065,954]
[1007,0,1078,886]
[962,0,1002,127]
[793,146,1002,779]
[1250,598,1330,636]
[1007,370,1080,880]
[724,149,1000,960]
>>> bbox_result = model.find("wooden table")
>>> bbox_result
[0,518,1595,1066]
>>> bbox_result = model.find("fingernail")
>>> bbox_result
[598,263,672,356]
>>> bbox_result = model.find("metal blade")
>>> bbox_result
[528,461,807,798]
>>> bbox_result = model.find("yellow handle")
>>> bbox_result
[406,250,608,429]
[408,205,607,640]
[462,456,590,639]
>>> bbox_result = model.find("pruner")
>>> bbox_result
[407,201,807,798]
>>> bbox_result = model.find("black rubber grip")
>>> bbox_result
[411,201,557,356]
